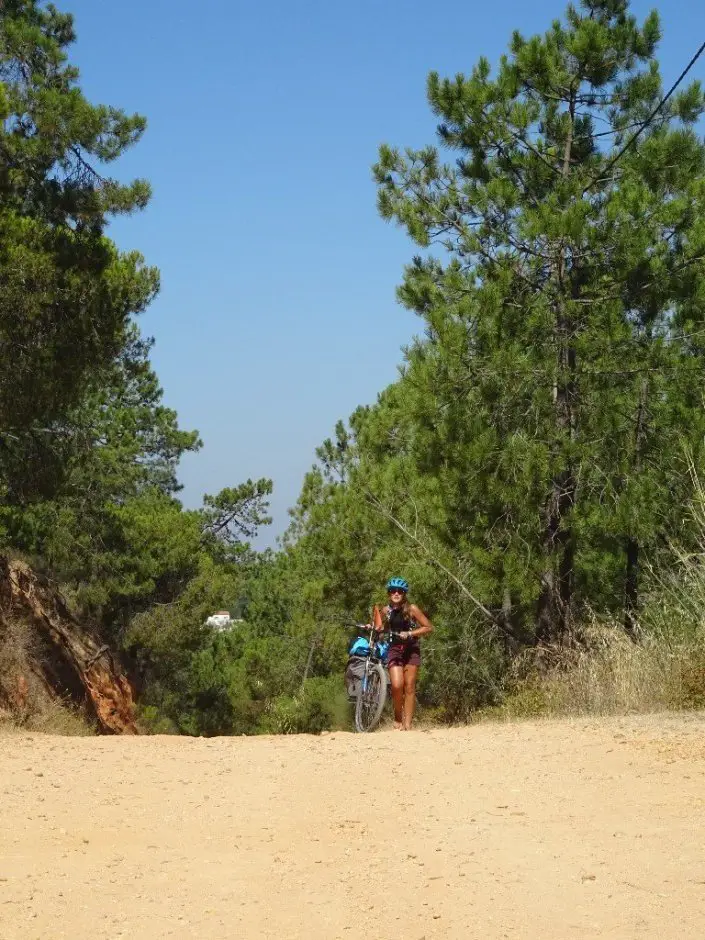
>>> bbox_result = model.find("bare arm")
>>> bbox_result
[406,604,433,640]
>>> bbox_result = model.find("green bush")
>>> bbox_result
[259,676,346,735]
[419,613,507,721]
[136,705,179,735]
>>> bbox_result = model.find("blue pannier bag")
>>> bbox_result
[349,636,370,656]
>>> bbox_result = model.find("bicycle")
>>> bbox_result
[346,622,404,733]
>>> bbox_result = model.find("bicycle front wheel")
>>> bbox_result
[354,661,387,732]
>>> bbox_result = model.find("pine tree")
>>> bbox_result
[0,1,155,456]
[374,0,705,641]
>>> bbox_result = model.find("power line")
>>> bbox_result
[583,38,705,195]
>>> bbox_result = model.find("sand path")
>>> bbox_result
[1,714,704,939]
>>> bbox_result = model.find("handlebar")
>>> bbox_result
[353,624,407,643]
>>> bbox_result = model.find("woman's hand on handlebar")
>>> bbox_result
[384,630,410,642]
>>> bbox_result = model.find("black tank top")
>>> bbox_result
[386,605,416,639]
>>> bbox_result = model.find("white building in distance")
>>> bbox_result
[206,611,234,632]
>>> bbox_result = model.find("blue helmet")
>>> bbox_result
[386,576,409,593]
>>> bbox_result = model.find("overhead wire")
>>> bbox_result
[583,38,705,194]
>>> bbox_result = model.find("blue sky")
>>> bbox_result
[64,0,705,544]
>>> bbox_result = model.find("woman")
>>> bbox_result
[374,577,433,731]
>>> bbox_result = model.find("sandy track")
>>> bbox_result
[1,714,705,939]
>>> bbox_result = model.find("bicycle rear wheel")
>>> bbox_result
[354,661,387,732]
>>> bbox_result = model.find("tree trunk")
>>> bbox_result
[536,466,575,643]
[624,378,649,639]
[624,537,639,639]
[537,92,578,644]
[301,633,317,688]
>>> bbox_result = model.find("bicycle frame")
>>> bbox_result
[354,622,401,689]
[346,618,405,732]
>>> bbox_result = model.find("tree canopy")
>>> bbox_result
[3,0,705,734]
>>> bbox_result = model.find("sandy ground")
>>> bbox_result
[1,714,705,939]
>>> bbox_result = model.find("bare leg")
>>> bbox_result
[402,665,419,730]
[389,666,404,729]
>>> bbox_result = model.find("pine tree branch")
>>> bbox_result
[583,39,705,194]
[363,490,500,626]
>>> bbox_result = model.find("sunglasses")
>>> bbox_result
[387,588,407,595]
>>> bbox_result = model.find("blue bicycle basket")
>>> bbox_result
[349,636,370,656]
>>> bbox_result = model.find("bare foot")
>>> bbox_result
[393,721,403,731]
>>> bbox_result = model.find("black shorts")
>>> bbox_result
[386,642,421,669]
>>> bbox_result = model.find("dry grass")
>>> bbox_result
[0,700,93,736]
[482,459,705,724]
[0,614,93,736]
[484,625,698,722]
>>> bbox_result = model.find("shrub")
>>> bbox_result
[259,676,345,735]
